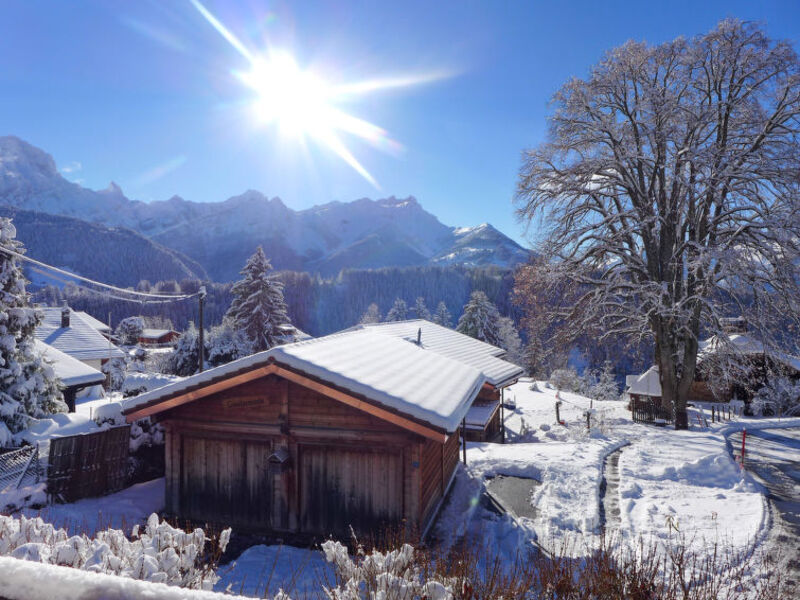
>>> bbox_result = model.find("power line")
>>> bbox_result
[0,247,201,301]
[28,266,190,305]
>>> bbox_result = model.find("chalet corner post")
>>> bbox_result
[198,285,206,373]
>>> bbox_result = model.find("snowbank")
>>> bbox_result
[0,556,253,600]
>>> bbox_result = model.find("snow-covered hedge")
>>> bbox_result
[322,540,453,599]
[0,512,230,590]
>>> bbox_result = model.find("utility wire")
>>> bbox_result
[0,247,201,301]
[28,266,190,305]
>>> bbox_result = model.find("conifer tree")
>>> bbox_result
[384,298,408,322]
[456,291,503,347]
[412,297,431,321]
[432,301,453,328]
[0,219,64,445]
[225,247,291,352]
[359,303,382,324]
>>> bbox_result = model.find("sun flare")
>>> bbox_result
[190,0,448,188]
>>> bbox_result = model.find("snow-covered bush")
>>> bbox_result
[0,512,230,590]
[548,367,582,393]
[103,357,126,392]
[206,321,252,368]
[582,362,620,401]
[321,539,452,600]
[163,323,206,377]
[751,377,800,416]
[116,316,145,346]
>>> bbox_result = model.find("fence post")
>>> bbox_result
[585,411,591,430]
[555,401,562,425]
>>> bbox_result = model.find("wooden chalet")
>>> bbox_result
[628,325,800,415]
[358,320,524,442]
[138,328,181,347]
[121,329,485,539]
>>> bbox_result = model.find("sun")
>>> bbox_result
[239,52,332,139]
[190,0,448,188]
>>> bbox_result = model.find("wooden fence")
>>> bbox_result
[630,397,674,425]
[47,426,131,502]
[0,445,40,493]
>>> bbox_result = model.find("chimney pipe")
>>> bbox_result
[61,306,70,328]
[417,328,422,345]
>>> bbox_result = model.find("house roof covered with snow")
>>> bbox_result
[75,311,111,333]
[358,319,524,387]
[122,328,485,433]
[697,333,800,372]
[628,366,661,397]
[35,340,106,388]
[35,308,125,361]
[140,328,178,339]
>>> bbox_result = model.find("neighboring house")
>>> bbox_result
[628,321,800,409]
[35,340,106,412]
[138,329,180,347]
[35,307,125,373]
[356,320,524,442]
[121,328,485,539]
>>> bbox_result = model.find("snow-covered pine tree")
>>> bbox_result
[225,246,291,352]
[163,323,206,377]
[0,219,64,445]
[456,291,503,347]
[432,301,453,328]
[359,303,382,324]
[384,298,408,322]
[412,297,431,321]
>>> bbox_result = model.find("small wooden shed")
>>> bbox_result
[122,330,484,539]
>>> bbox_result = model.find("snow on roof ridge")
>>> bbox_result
[122,328,486,432]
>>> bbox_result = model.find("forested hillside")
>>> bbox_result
[32,265,520,337]
[0,208,207,286]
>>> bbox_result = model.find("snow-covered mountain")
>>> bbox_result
[0,136,529,280]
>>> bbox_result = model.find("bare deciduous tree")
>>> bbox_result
[515,20,800,428]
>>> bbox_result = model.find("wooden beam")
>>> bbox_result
[271,365,447,443]
[125,362,447,443]
[124,366,276,421]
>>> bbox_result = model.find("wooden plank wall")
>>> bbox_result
[47,426,131,502]
[161,372,447,536]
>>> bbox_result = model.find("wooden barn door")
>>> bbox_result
[299,445,403,537]
[180,436,273,528]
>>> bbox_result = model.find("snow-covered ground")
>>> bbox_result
[21,477,164,536]
[435,378,800,564]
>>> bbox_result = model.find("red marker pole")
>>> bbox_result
[741,428,747,466]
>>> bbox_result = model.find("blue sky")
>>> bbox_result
[1,1,799,245]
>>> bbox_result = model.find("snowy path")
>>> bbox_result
[599,445,626,534]
[731,427,800,593]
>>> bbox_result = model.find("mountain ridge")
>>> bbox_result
[0,136,529,281]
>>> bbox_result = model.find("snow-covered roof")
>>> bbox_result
[697,333,800,372]
[35,308,125,361]
[35,340,106,388]
[140,328,178,339]
[465,399,500,429]
[358,320,523,387]
[628,366,661,397]
[75,311,111,333]
[122,329,485,433]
